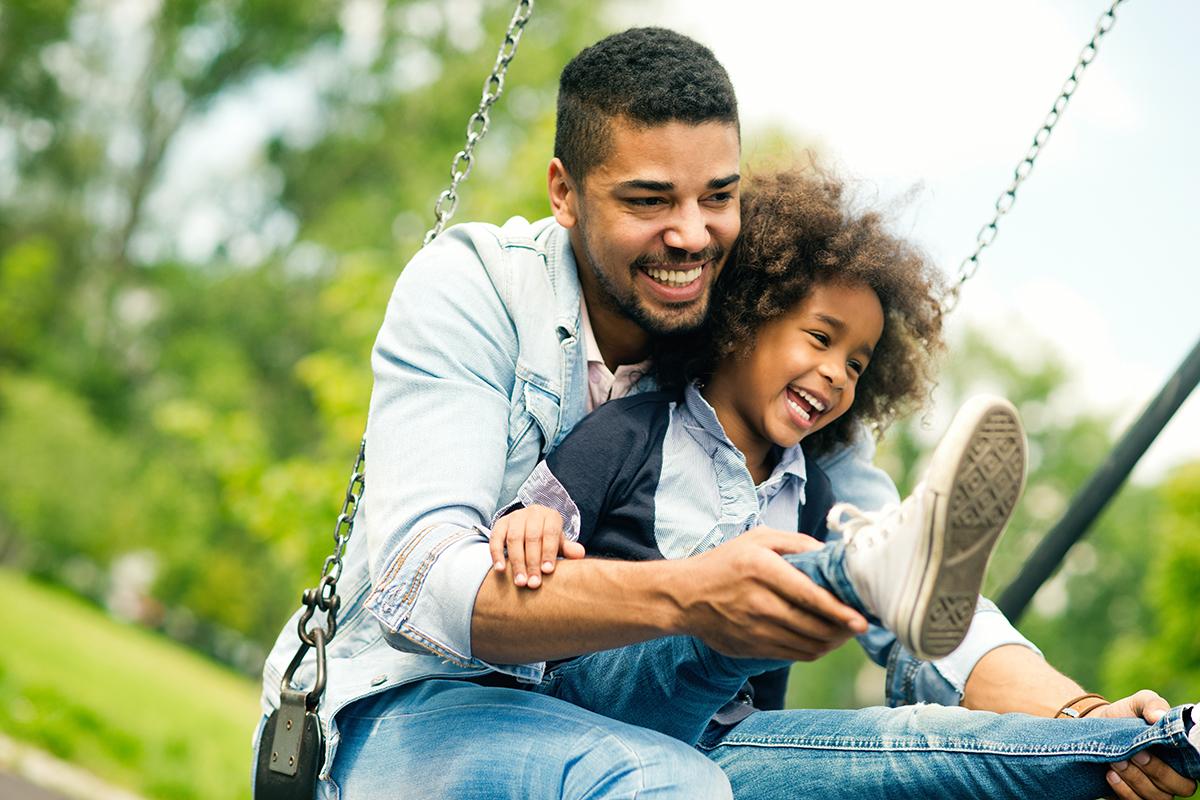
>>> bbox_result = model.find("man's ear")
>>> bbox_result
[547,158,579,228]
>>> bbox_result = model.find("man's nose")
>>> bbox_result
[662,202,711,256]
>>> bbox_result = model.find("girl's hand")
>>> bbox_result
[489,504,585,589]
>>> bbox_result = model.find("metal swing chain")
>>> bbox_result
[942,0,1127,313]
[424,0,535,245]
[283,0,535,707]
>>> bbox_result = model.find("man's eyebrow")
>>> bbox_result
[617,179,674,192]
[614,174,740,193]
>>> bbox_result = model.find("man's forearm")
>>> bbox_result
[471,529,864,666]
[962,644,1085,715]
[471,557,686,663]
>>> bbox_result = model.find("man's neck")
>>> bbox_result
[584,293,650,370]
[572,248,650,369]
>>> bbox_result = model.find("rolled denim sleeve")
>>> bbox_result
[931,597,1042,692]
[359,226,541,680]
[816,423,901,511]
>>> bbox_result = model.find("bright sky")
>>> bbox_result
[612,0,1200,482]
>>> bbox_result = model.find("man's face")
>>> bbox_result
[553,118,741,337]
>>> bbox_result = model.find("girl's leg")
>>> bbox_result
[700,702,1200,800]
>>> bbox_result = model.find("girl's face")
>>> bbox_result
[706,281,884,455]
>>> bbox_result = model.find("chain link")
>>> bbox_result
[424,0,535,245]
[942,0,1127,313]
[296,438,363,648]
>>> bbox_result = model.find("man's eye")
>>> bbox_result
[627,197,665,207]
[706,192,734,204]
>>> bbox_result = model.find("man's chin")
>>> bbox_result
[636,303,709,337]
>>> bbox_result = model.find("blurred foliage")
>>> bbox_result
[0,0,605,675]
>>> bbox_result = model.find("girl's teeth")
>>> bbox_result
[787,396,811,421]
[795,388,826,412]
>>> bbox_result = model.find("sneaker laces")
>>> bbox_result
[827,483,927,549]
[826,502,899,549]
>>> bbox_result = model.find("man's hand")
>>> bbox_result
[672,527,868,662]
[1090,690,1197,800]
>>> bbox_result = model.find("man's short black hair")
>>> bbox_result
[555,28,739,182]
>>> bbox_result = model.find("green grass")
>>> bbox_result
[0,569,261,800]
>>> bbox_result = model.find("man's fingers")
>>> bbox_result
[1110,758,1174,800]
[1137,691,1170,724]
[749,528,826,556]
[1130,752,1197,798]
[1108,767,1142,800]
[765,555,868,632]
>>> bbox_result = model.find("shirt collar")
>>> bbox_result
[682,382,808,491]
[579,295,604,367]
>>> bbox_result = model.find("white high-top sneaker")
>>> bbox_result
[833,395,1027,661]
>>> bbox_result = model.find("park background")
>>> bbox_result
[1,1,1197,797]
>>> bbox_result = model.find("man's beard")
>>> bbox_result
[578,224,724,338]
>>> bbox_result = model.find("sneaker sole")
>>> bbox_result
[902,396,1027,660]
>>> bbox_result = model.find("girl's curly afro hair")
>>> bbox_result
[655,167,946,455]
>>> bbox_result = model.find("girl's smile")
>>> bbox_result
[703,281,885,482]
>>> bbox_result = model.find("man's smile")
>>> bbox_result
[635,259,711,303]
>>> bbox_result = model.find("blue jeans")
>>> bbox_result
[317,678,732,799]
[530,542,1200,798]
[266,543,1200,799]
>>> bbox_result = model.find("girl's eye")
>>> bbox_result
[808,331,830,346]
[848,359,864,376]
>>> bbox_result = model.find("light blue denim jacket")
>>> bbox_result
[259,217,1036,776]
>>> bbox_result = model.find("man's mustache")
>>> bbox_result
[631,244,724,270]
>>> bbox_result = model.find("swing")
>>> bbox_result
[255,1,1200,796]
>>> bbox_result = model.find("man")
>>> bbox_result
[258,27,1197,799]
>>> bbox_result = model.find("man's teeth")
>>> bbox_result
[794,388,826,412]
[645,266,702,286]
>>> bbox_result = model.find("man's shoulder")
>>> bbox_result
[396,216,568,307]
[438,216,560,258]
